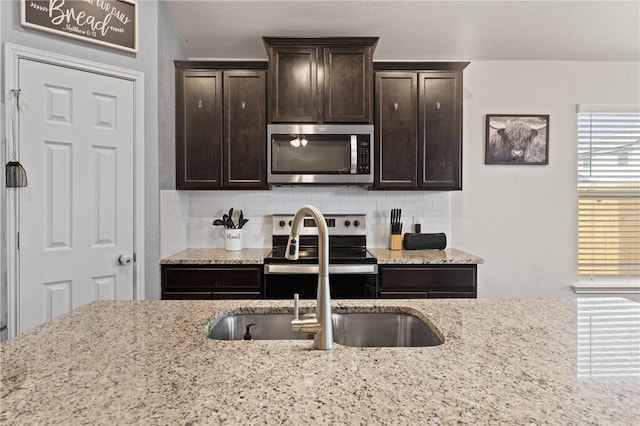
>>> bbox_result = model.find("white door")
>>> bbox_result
[17,59,135,333]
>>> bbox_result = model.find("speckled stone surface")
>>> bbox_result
[371,248,484,264]
[2,298,638,425]
[161,247,483,265]
[161,248,271,264]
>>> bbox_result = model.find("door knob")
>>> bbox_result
[118,255,133,266]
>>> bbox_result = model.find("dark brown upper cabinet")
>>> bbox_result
[373,62,469,191]
[374,72,418,188]
[176,69,222,188]
[175,62,267,190]
[263,37,378,123]
[223,71,267,188]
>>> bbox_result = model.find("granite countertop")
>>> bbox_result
[161,247,483,265]
[161,248,271,264]
[2,298,638,424]
[370,248,483,264]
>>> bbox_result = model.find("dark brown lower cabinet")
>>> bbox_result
[378,265,477,298]
[162,263,477,300]
[162,265,262,300]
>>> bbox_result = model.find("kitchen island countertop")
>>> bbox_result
[1,298,638,425]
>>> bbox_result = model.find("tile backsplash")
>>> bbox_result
[161,188,450,256]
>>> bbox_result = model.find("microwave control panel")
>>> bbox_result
[357,140,371,174]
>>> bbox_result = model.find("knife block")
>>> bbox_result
[389,234,403,251]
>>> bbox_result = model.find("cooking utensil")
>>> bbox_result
[214,208,249,229]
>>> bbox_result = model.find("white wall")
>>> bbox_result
[158,4,187,191]
[452,61,640,298]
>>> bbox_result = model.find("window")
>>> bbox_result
[577,105,640,279]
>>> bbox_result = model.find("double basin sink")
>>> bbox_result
[208,310,444,347]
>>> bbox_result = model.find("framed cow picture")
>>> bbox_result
[485,114,550,165]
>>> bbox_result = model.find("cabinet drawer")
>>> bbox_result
[163,266,261,292]
[379,265,476,295]
[164,268,216,290]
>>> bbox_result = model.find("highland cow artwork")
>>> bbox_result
[485,115,550,165]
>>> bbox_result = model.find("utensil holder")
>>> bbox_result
[224,229,243,251]
[389,234,403,251]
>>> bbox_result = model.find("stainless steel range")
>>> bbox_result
[263,214,378,299]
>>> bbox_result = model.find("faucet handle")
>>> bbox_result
[293,293,299,321]
[285,237,299,260]
[291,292,322,335]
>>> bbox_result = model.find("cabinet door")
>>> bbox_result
[269,47,318,123]
[418,72,462,190]
[324,47,372,123]
[374,72,418,188]
[176,70,222,189]
[223,71,267,188]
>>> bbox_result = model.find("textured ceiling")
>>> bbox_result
[164,1,640,61]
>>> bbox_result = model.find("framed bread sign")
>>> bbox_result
[21,0,138,53]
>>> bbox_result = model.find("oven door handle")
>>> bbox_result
[264,264,378,274]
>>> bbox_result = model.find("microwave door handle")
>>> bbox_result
[350,135,357,174]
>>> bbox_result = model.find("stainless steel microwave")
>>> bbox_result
[267,124,374,185]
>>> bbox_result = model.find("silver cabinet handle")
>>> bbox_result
[118,255,133,266]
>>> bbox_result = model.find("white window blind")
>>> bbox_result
[577,107,640,277]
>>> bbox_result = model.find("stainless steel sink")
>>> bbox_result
[332,313,443,347]
[208,313,314,341]
[207,311,444,347]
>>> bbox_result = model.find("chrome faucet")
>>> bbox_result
[287,205,333,350]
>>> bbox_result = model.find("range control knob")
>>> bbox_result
[344,220,351,227]
[353,220,361,227]
[288,220,293,227]
[279,220,286,227]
